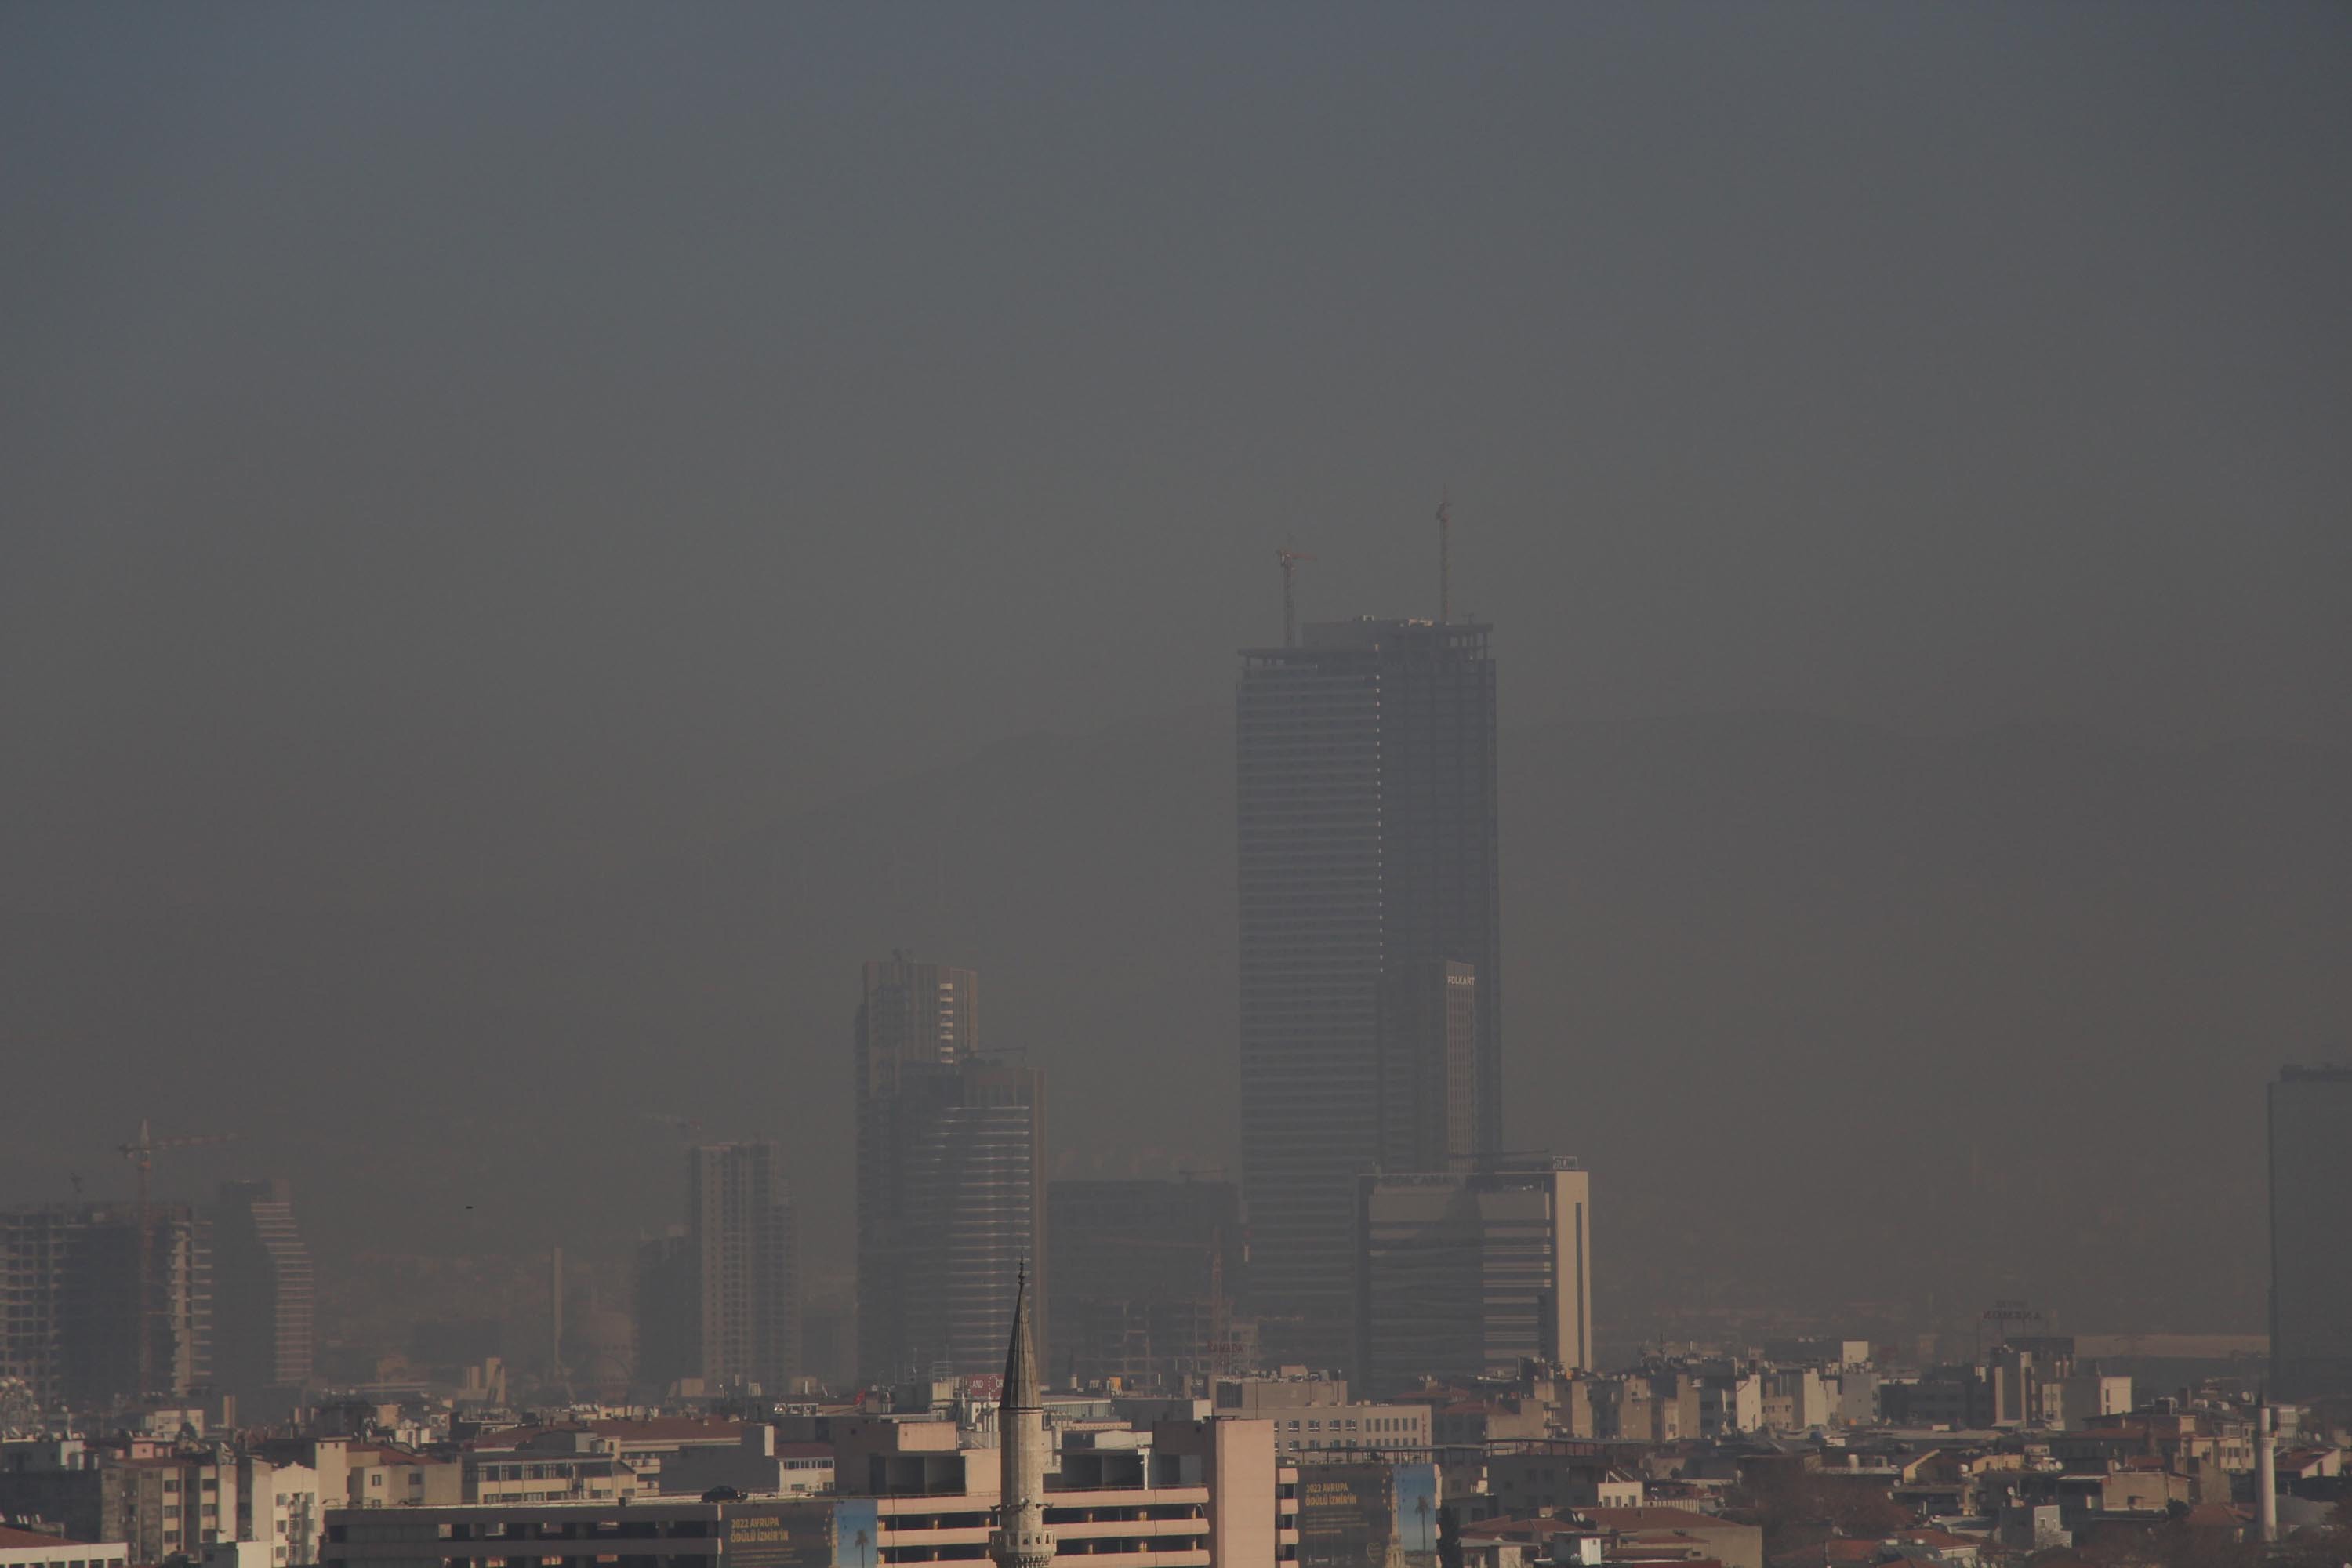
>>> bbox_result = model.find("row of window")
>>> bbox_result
[477,1464,597,1482]
[1279,1416,1419,1433]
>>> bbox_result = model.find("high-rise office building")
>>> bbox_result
[0,1203,209,1410]
[1237,617,1501,1364]
[1048,1178,1241,1390]
[2269,1064,2352,1399]
[1377,960,1479,1176]
[209,1178,314,1412]
[686,1142,798,1394]
[855,958,1046,1382]
[1356,1158,1590,1398]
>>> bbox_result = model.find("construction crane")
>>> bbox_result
[644,1112,706,1149]
[115,1120,238,1399]
[1276,548,1314,648]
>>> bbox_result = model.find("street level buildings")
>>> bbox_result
[1237,618,1501,1366]
[2269,1063,2352,1399]
[0,1523,130,1568]
[319,1420,1296,1568]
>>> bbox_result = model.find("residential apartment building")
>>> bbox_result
[1209,1374,1433,1461]
[210,1180,314,1417]
[686,1143,798,1395]
[235,1456,322,1567]
[461,1431,640,1506]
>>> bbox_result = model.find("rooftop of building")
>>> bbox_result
[470,1420,747,1447]
[0,1527,101,1551]
[1241,616,1494,659]
[1584,1508,1751,1532]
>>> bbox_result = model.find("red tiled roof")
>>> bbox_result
[1587,1508,1744,1532]
[589,1420,747,1443]
[1460,1518,1608,1542]
[0,1526,100,1549]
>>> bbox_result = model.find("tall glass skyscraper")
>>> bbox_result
[2270,1064,2352,1399]
[1236,618,1501,1366]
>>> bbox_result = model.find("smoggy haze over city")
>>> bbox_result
[5,3,2350,1352]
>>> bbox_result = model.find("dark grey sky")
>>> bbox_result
[5,0,2349,915]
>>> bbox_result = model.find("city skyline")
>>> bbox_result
[2,0,2348,1412]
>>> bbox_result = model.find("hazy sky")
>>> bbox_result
[5,0,2349,914]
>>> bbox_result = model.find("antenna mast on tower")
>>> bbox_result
[1277,547,1314,648]
[1436,497,1453,624]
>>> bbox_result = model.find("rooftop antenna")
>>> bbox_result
[1277,547,1315,647]
[1436,495,1453,624]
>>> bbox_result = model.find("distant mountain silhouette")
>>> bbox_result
[6,709,2342,1345]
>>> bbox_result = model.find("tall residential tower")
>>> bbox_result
[686,1141,798,1394]
[1237,617,1501,1366]
[2270,1064,2352,1399]
[209,1178,314,1414]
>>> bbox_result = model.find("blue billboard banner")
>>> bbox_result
[1395,1464,1439,1556]
[832,1498,880,1568]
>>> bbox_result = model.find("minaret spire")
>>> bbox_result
[989,1264,1054,1567]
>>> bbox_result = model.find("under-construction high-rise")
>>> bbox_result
[856,956,1046,1383]
[0,1203,210,1410]
[1237,616,1501,1367]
